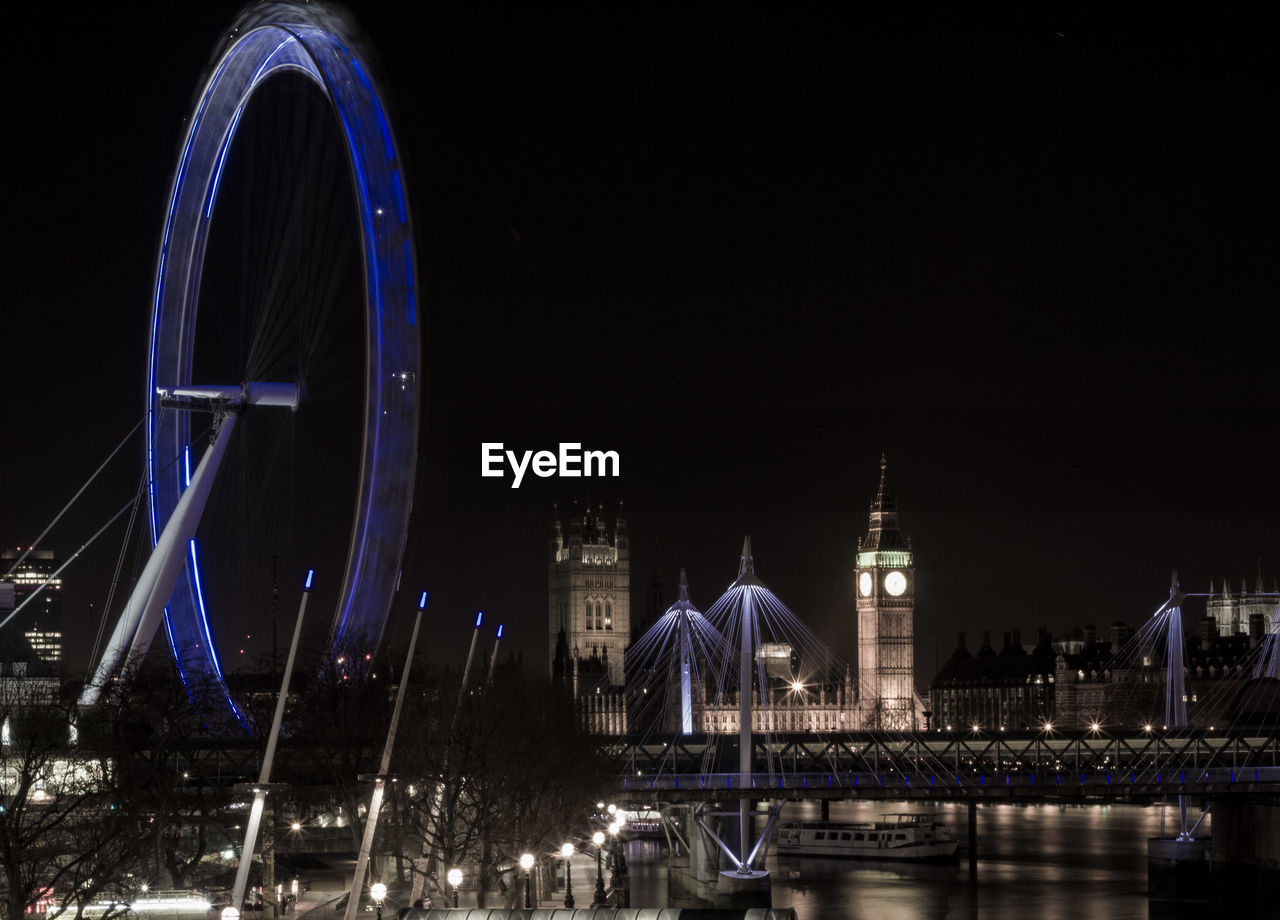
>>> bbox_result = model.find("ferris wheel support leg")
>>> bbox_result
[79,412,240,706]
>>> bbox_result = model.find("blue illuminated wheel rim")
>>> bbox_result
[147,2,419,715]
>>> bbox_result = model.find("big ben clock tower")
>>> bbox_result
[855,454,917,730]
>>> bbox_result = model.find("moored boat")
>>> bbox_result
[777,813,958,861]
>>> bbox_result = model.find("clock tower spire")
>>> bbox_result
[854,454,917,730]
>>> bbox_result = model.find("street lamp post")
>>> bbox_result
[446,869,462,909]
[608,820,629,908]
[561,843,575,909]
[369,883,386,920]
[519,853,534,909]
[592,832,607,907]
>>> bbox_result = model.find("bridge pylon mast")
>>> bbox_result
[1156,569,1193,839]
[738,541,753,872]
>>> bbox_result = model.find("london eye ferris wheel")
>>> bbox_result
[83,1,421,719]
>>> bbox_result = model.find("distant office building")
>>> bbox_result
[1,548,63,668]
[0,630,59,685]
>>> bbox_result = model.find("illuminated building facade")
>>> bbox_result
[1205,572,1278,638]
[694,652,858,733]
[549,503,631,713]
[1,548,63,668]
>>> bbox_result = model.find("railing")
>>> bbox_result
[612,729,1280,780]
[619,764,1280,798]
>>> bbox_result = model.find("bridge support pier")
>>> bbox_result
[1148,837,1211,902]
[968,801,977,882]
[1208,798,1280,904]
[667,805,770,909]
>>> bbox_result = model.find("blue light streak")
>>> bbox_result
[418,590,428,609]
[188,539,247,729]
[304,568,315,590]
[496,624,504,638]
[474,611,484,629]
[188,540,225,683]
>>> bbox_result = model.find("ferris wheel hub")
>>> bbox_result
[156,381,301,412]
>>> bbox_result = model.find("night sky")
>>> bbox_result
[5,4,1277,687]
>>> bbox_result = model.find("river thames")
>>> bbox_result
[623,799,1245,918]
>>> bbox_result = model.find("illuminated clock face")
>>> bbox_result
[884,571,907,596]
[858,572,872,596]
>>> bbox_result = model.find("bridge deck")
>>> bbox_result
[612,730,1280,802]
[617,765,1280,802]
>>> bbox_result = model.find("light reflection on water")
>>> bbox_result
[625,799,1220,919]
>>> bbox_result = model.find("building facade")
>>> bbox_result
[1205,572,1278,638]
[693,659,858,734]
[1,548,63,668]
[930,630,1059,731]
[549,503,630,732]
[1053,632,1265,730]
[855,456,918,730]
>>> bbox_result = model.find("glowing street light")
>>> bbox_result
[519,853,535,909]
[561,843,575,909]
[446,868,462,908]
[607,821,628,908]
[369,883,386,920]
[222,908,240,920]
[1089,722,1101,733]
[592,831,607,907]
[606,803,617,816]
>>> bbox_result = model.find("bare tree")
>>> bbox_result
[0,678,138,920]
[97,661,238,891]
[393,667,609,907]
[276,635,394,853]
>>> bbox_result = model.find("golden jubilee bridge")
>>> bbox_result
[609,728,1280,804]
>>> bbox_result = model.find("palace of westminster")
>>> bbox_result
[549,458,927,736]
[545,460,1278,737]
